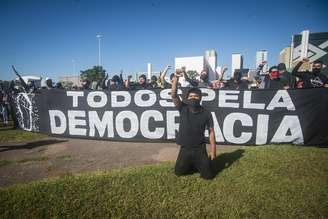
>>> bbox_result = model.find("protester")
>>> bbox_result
[237,73,250,90]
[108,74,126,90]
[208,66,227,89]
[292,58,328,88]
[45,77,53,89]
[149,75,159,88]
[55,81,64,89]
[224,77,239,90]
[159,65,172,88]
[196,69,210,87]
[0,90,9,127]
[254,62,267,89]
[130,74,150,90]
[177,67,192,87]
[8,81,19,129]
[278,63,295,88]
[171,69,216,180]
[264,66,289,89]
[81,78,91,90]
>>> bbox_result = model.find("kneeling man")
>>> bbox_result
[171,69,216,179]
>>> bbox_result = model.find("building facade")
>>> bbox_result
[174,49,218,81]
[279,47,291,69]
[231,53,243,78]
[256,50,268,73]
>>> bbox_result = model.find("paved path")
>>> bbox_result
[0,138,242,187]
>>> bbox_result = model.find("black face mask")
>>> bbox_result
[200,74,208,81]
[187,99,201,108]
[312,68,321,74]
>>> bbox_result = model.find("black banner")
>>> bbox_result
[13,88,328,146]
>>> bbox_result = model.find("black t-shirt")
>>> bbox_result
[265,77,289,89]
[280,71,296,88]
[225,79,238,90]
[238,80,249,90]
[176,103,214,147]
[292,71,328,88]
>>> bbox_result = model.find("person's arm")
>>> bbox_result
[323,75,328,88]
[255,62,265,76]
[292,59,308,78]
[160,65,170,86]
[209,128,216,160]
[101,74,108,89]
[171,71,182,109]
[218,66,228,81]
[183,71,198,87]
[124,75,131,89]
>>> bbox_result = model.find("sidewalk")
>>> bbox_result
[0,137,242,187]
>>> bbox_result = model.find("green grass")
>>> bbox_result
[0,128,48,144]
[0,145,327,218]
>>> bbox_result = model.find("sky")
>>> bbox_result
[0,0,327,81]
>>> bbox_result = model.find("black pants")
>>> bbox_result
[175,145,214,180]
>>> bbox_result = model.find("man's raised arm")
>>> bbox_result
[171,70,182,109]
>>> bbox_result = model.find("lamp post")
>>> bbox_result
[96,34,102,67]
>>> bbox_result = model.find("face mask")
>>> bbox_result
[312,68,321,74]
[187,99,201,108]
[270,71,279,79]
[200,74,208,81]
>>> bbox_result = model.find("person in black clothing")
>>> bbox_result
[81,78,91,90]
[292,58,328,88]
[171,69,217,180]
[238,75,250,90]
[224,77,238,90]
[130,74,150,90]
[149,75,159,88]
[277,63,295,88]
[264,66,289,89]
[8,81,19,129]
[109,74,125,90]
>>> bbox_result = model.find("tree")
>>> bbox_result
[186,70,198,80]
[80,66,106,82]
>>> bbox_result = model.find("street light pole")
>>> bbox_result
[96,34,102,67]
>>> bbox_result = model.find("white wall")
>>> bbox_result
[231,54,242,78]
[175,56,204,73]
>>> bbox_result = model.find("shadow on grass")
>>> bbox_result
[0,139,68,152]
[211,149,245,176]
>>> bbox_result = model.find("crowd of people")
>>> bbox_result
[75,58,328,91]
[1,58,327,127]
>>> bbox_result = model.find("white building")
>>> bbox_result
[175,56,204,73]
[279,47,291,69]
[231,53,243,78]
[256,50,268,73]
[174,49,218,82]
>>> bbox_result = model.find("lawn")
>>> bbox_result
[1,145,327,218]
[0,124,48,144]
